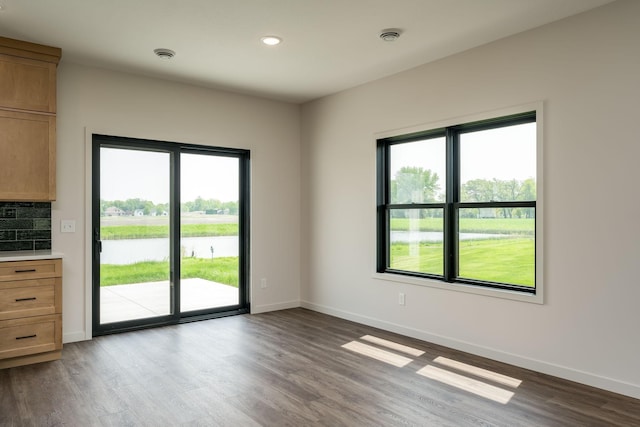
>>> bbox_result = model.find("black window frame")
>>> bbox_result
[377,111,537,294]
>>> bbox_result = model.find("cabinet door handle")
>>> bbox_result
[16,334,37,340]
[15,297,37,302]
[14,269,37,273]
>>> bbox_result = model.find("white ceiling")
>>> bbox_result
[0,0,615,103]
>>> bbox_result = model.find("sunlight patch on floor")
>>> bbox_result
[341,341,413,367]
[417,365,516,404]
[360,335,425,357]
[433,356,522,388]
[340,336,523,404]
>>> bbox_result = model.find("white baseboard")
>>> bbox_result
[61,300,303,342]
[63,331,89,344]
[300,300,640,399]
[251,300,300,314]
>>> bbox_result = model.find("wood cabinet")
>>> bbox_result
[0,37,61,202]
[0,110,56,201]
[0,258,62,368]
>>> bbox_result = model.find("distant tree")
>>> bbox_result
[155,203,169,215]
[101,197,240,216]
[142,200,155,215]
[516,178,536,218]
[221,201,238,215]
[460,178,536,218]
[102,198,163,216]
[99,199,108,216]
[203,198,222,212]
[391,167,441,204]
[518,178,536,201]
[496,179,519,201]
[192,196,205,212]
[461,179,495,203]
[183,197,224,212]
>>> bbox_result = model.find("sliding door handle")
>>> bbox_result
[94,228,102,256]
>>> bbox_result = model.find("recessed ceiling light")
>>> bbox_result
[154,48,176,60]
[379,29,401,42]
[261,36,282,46]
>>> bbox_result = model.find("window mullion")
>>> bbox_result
[376,142,389,272]
[444,128,459,282]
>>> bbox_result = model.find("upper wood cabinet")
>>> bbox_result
[0,55,57,113]
[0,37,61,202]
[0,110,56,201]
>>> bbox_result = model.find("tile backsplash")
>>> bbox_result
[0,202,52,251]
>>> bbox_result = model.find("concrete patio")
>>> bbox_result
[100,278,239,324]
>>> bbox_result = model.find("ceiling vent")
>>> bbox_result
[154,48,176,60]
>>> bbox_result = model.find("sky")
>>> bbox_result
[389,122,536,198]
[100,122,535,204]
[100,148,239,204]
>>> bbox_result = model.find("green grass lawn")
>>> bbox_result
[390,238,534,287]
[390,242,444,275]
[100,223,238,239]
[100,257,238,287]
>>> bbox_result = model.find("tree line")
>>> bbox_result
[391,166,535,219]
[100,197,238,216]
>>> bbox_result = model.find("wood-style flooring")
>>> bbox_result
[1,308,638,426]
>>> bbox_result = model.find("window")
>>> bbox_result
[377,111,537,294]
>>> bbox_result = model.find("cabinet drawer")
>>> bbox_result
[0,259,62,281]
[0,314,61,360]
[0,278,60,320]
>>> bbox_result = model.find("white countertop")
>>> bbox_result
[0,250,64,262]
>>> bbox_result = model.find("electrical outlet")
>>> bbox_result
[260,278,267,289]
[398,292,406,306]
[61,219,76,233]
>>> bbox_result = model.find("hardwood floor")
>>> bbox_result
[1,308,638,426]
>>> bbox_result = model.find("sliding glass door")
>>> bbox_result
[180,153,241,313]
[97,147,172,324]
[92,135,249,335]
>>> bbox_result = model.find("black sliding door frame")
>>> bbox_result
[92,134,250,336]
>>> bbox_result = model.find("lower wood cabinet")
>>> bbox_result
[0,258,62,368]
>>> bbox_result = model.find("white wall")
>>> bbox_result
[300,0,640,398]
[53,63,301,341]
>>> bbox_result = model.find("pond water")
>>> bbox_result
[101,236,238,265]
[101,232,506,265]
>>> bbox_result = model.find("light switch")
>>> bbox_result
[61,219,76,233]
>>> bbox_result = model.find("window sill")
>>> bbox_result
[372,272,543,304]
